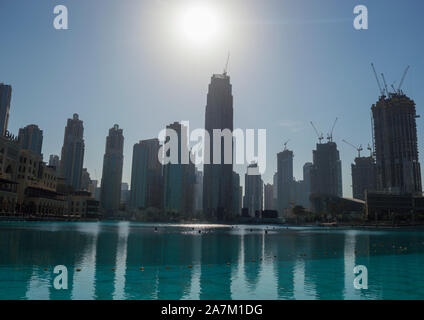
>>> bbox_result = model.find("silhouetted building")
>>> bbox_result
[121,182,130,205]
[310,142,342,197]
[60,114,85,190]
[18,124,43,156]
[203,73,234,220]
[273,172,278,210]
[243,163,263,217]
[100,124,124,216]
[232,171,241,216]
[48,154,60,173]
[277,149,294,214]
[372,93,422,194]
[0,84,12,136]
[163,122,195,215]
[88,179,97,198]
[80,168,91,191]
[303,162,313,205]
[194,168,203,213]
[351,156,377,200]
[130,138,162,210]
[264,183,274,210]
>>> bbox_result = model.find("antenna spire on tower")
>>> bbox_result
[223,52,230,76]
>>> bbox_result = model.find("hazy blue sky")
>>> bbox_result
[1,0,424,197]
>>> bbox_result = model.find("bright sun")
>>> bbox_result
[179,5,221,46]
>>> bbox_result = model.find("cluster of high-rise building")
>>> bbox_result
[0,82,126,219]
[0,64,422,222]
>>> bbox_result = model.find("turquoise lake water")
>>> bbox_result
[1,221,424,300]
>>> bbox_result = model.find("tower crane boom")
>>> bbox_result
[398,65,410,93]
[371,63,384,96]
[310,122,324,144]
[342,139,363,158]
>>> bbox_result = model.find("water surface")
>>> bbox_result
[1,222,424,300]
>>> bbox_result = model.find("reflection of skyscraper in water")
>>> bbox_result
[70,224,100,300]
[273,233,295,299]
[94,224,120,299]
[199,231,240,299]
[243,232,264,291]
[203,73,234,220]
[111,222,129,299]
[123,227,158,299]
[156,232,194,300]
[343,232,357,299]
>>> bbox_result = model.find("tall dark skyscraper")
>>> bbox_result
[243,163,263,217]
[232,171,241,215]
[351,156,377,200]
[264,183,274,210]
[310,142,342,197]
[60,114,85,190]
[203,73,234,220]
[277,149,294,214]
[372,93,422,194]
[0,83,12,136]
[18,124,43,155]
[302,162,313,207]
[130,138,162,210]
[163,122,195,215]
[100,124,124,216]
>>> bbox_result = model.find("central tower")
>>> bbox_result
[203,73,234,220]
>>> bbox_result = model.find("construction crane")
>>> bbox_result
[371,63,385,96]
[310,121,324,144]
[397,65,410,94]
[283,139,290,151]
[367,144,373,157]
[223,52,230,76]
[327,117,338,142]
[381,73,390,96]
[342,139,363,158]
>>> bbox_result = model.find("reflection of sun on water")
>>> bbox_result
[178,4,222,46]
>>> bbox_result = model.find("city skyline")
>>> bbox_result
[2,1,424,197]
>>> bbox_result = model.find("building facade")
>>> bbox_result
[60,114,85,190]
[372,93,422,194]
[264,183,274,210]
[0,84,12,136]
[203,73,234,220]
[100,124,124,216]
[18,124,43,156]
[48,154,60,173]
[310,142,343,197]
[243,163,263,217]
[351,156,377,200]
[130,138,162,210]
[163,122,195,215]
[277,149,294,214]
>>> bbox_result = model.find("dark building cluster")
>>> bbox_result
[0,64,423,223]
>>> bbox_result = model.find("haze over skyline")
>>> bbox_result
[1,0,424,197]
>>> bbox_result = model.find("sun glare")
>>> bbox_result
[179,5,221,46]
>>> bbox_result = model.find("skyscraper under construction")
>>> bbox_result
[372,93,422,194]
